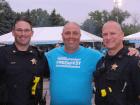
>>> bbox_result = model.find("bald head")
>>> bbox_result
[63,22,81,33]
[62,22,81,53]
[102,21,124,55]
[102,21,123,33]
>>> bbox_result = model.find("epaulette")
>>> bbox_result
[0,44,13,52]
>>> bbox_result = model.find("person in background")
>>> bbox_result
[0,16,49,105]
[94,20,140,105]
[100,46,108,56]
[45,22,102,105]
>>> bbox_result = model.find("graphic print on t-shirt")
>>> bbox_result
[56,57,81,68]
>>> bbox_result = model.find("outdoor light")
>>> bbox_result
[113,0,123,22]
[114,0,122,8]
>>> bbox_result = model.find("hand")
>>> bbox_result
[128,47,140,57]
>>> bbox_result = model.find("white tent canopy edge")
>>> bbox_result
[0,26,103,44]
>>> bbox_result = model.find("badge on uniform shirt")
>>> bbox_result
[30,58,37,65]
[111,63,118,71]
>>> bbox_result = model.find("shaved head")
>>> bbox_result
[102,20,123,33]
[63,22,81,33]
[62,22,81,53]
[102,20,124,55]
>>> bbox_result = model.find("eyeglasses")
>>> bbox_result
[14,29,32,34]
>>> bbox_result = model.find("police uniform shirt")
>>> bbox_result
[95,47,140,105]
[0,44,49,105]
[105,47,140,98]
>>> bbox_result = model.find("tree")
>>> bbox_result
[110,7,130,24]
[0,0,16,35]
[30,8,50,27]
[49,9,67,26]
[18,9,50,27]
[82,8,130,36]
[81,19,98,35]
[82,10,110,36]
[122,24,140,36]
[17,8,67,27]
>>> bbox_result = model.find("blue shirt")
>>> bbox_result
[45,46,102,105]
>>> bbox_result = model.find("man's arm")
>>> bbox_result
[43,55,50,78]
[128,47,140,56]
[131,57,140,102]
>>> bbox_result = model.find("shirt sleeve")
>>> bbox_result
[0,47,6,82]
[43,54,50,78]
[130,57,140,96]
[0,47,5,73]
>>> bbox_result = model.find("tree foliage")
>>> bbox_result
[0,1,67,35]
[17,9,67,27]
[1,0,140,37]
[18,9,50,27]
[122,24,140,36]
[82,8,132,36]
[0,0,16,35]
[48,9,67,26]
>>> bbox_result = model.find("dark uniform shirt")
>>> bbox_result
[0,44,49,105]
[94,47,140,105]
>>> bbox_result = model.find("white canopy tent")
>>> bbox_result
[124,32,140,47]
[124,32,140,40]
[0,26,102,44]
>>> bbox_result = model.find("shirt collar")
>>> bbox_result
[106,47,128,60]
[11,43,34,54]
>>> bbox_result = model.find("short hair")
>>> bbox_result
[12,16,33,30]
